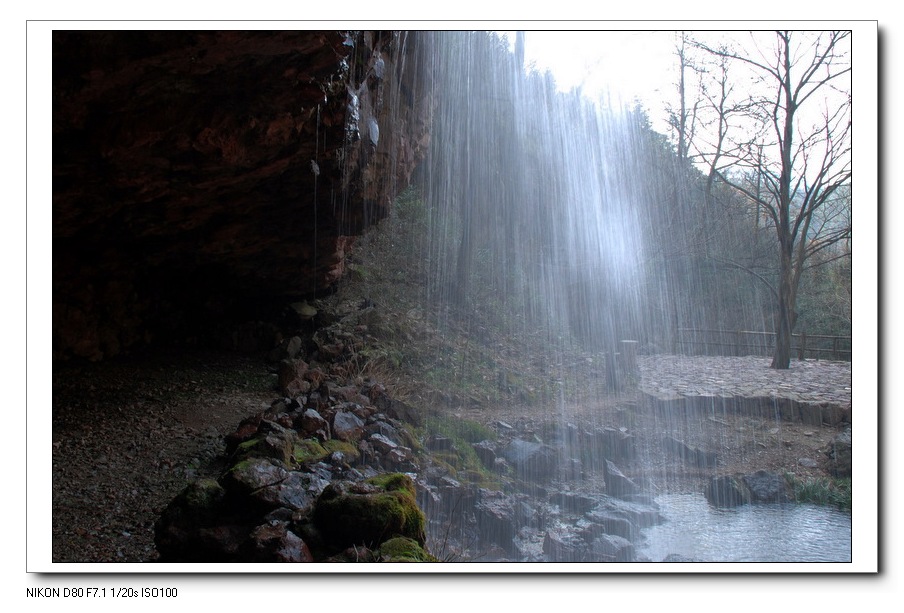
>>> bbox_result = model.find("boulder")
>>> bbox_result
[269,336,304,362]
[471,440,497,469]
[705,475,752,508]
[587,534,635,562]
[245,521,314,563]
[154,479,248,562]
[278,359,312,397]
[503,439,558,480]
[367,419,404,442]
[550,492,598,515]
[603,459,640,499]
[578,510,635,541]
[251,472,329,512]
[298,408,331,441]
[332,410,366,442]
[369,432,400,454]
[474,489,518,551]
[543,528,587,562]
[742,470,792,503]
[222,458,290,497]
[706,471,791,507]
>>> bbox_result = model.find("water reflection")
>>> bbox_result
[638,493,852,562]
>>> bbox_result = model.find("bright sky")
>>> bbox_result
[514,30,678,131]
[521,31,676,103]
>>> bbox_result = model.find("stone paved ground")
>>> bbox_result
[637,355,852,408]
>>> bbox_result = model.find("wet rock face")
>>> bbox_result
[53,30,433,360]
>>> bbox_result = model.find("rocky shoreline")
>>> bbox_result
[150,355,852,562]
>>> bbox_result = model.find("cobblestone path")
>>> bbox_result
[637,355,852,408]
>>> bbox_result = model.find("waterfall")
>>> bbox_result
[421,31,646,358]
[388,31,851,564]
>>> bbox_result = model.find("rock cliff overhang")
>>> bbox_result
[52,30,433,360]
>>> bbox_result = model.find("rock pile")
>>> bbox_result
[154,358,434,561]
[153,298,673,562]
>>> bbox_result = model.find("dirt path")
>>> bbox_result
[51,352,275,563]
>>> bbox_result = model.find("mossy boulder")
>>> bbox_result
[154,479,248,562]
[313,473,427,550]
[376,536,438,562]
[163,478,227,523]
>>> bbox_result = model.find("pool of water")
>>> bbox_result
[637,493,852,563]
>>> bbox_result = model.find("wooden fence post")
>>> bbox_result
[619,340,639,376]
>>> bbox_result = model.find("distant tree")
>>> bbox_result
[691,31,852,369]
[794,185,853,336]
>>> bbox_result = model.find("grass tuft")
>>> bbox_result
[785,472,852,512]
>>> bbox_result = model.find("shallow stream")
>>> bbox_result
[637,493,852,563]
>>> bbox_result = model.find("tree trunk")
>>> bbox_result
[771,296,793,369]
[771,245,795,369]
[771,31,796,371]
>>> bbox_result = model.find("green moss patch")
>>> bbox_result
[423,414,495,445]
[365,472,417,495]
[377,536,438,562]
[419,415,500,489]
[323,439,361,462]
[293,438,329,464]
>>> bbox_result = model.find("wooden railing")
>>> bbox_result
[676,328,852,361]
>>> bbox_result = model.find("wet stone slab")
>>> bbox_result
[637,355,852,425]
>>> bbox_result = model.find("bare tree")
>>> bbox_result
[693,31,852,369]
[667,32,702,164]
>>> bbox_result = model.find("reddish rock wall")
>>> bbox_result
[53,31,433,360]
